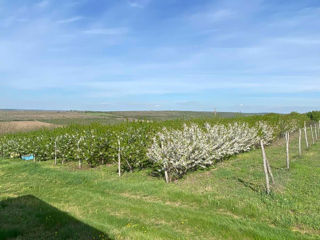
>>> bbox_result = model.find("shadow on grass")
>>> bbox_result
[237,178,260,193]
[0,195,111,240]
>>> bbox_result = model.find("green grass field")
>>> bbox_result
[1,133,319,239]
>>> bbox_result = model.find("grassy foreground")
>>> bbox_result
[0,134,320,239]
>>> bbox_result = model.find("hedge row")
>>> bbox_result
[0,113,310,177]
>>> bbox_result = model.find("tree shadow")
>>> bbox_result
[0,195,111,240]
[237,178,261,193]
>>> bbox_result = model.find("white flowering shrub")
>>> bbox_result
[147,124,211,180]
[257,121,274,144]
[148,121,277,181]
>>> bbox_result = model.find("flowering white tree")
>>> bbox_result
[147,124,209,182]
[147,121,276,182]
[257,121,274,144]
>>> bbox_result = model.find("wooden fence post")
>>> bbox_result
[299,129,302,156]
[311,125,315,145]
[118,137,121,177]
[266,154,274,184]
[314,124,318,141]
[285,132,290,169]
[304,123,309,149]
[260,140,270,194]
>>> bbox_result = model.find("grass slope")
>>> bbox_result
[0,133,319,239]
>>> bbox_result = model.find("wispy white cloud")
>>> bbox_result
[0,6,29,27]
[15,18,29,23]
[56,16,83,24]
[82,28,128,35]
[128,2,143,8]
[189,8,236,25]
[273,37,320,45]
[128,0,149,8]
[206,9,235,22]
[35,0,50,8]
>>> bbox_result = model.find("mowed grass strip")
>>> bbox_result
[0,132,320,239]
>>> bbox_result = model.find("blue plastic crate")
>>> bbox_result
[21,154,34,161]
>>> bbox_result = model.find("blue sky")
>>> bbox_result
[0,0,319,112]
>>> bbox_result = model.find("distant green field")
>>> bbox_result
[100,111,256,120]
[0,110,260,125]
[1,132,319,239]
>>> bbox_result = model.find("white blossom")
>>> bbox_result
[147,121,276,181]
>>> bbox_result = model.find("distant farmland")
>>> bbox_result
[0,110,260,126]
[0,121,57,135]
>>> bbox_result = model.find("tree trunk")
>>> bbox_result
[78,138,82,169]
[118,138,121,177]
[304,124,309,149]
[164,169,169,183]
[125,158,133,173]
[285,132,290,169]
[54,139,57,165]
[260,140,270,194]
[311,125,315,145]
[298,129,302,156]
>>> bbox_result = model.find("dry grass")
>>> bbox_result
[0,110,92,121]
[0,121,57,134]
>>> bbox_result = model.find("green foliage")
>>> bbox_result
[0,113,309,173]
[307,111,320,121]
